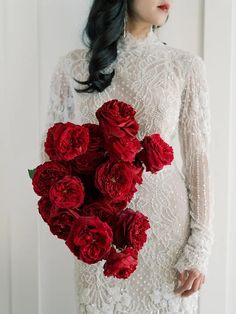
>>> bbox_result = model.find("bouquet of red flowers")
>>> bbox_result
[28,99,174,279]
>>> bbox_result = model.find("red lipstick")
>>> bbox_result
[157,3,170,11]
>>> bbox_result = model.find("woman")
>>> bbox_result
[42,0,215,312]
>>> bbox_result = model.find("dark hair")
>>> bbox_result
[73,0,169,94]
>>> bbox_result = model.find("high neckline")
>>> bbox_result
[117,26,162,53]
[99,27,163,74]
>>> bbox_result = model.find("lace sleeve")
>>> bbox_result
[40,55,75,163]
[173,55,215,276]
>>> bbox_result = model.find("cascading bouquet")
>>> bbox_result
[28,99,174,279]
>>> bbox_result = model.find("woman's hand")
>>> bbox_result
[174,268,205,297]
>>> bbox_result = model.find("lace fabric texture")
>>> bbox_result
[40,27,214,313]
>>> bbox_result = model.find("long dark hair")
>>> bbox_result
[73,0,168,94]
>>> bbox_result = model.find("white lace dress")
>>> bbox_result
[41,27,215,313]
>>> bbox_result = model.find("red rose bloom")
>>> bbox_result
[103,246,138,279]
[48,207,80,240]
[72,150,106,174]
[49,175,85,209]
[71,123,106,174]
[137,133,174,173]
[44,122,89,161]
[65,215,113,264]
[38,196,52,223]
[126,161,144,185]
[32,161,71,196]
[94,159,138,202]
[95,99,139,140]
[82,123,104,151]
[122,161,144,202]
[113,208,150,251]
[106,199,128,213]
[104,136,141,162]
[80,200,118,227]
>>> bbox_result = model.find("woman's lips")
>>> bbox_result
[157,4,170,11]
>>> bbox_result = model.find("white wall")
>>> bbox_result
[203,0,236,313]
[226,0,236,313]
[0,0,235,313]
[0,1,39,314]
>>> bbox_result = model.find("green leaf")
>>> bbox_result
[28,168,36,179]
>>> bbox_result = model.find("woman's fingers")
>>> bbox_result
[177,270,185,284]
[174,269,206,297]
[181,277,202,297]
[174,270,198,295]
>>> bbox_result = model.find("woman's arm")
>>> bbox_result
[173,54,215,277]
[40,54,75,163]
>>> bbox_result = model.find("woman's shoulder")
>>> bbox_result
[55,47,89,79]
[163,44,206,77]
[64,47,88,61]
[165,44,204,63]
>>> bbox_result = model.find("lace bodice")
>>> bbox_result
[41,26,215,282]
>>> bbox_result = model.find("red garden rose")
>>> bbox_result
[105,199,128,213]
[44,122,89,161]
[95,99,139,140]
[49,175,85,209]
[126,160,144,186]
[79,200,118,227]
[65,215,113,263]
[72,150,106,174]
[121,161,144,202]
[38,196,52,223]
[94,159,139,202]
[103,246,138,279]
[32,161,71,196]
[113,208,151,251]
[104,135,141,162]
[82,123,104,151]
[47,207,80,240]
[136,133,174,173]
[71,123,107,174]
